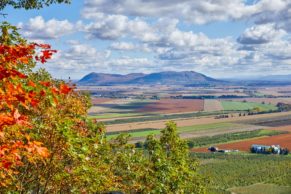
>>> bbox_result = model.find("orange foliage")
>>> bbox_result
[0,42,71,186]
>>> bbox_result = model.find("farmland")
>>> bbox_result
[138,99,204,113]
[192,153,291,193]
[220,101,277,111]
[200,133,291,152]
[81,84,291,193]
[188,129,284,149]
[204,99,223,111]
[104,111,291,132]
[228,183,291,194]
[107,122,252,140]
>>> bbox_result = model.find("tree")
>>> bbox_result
[141,121,207,193]
[0,0,71,10]
[0,22,60,188]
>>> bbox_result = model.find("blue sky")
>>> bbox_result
[3,0,291,79]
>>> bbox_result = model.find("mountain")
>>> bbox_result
[78,72,145,85]
[77,71,223,86]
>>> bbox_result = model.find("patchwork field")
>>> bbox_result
[193,133,291,152]
[105,111,291,132]
[229,97,291,105]
[89,98,205,117]
[107,122,262,141]
[238,114,291,127]
[221,101,277,111]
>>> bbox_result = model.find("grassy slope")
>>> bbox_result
[221,101,277,111]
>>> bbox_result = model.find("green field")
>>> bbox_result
[228,183,291,194]
[221,101,277,111]
[107,122,244,139]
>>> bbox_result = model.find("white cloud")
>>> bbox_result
[48,42,111,71]
[18,16,74,40]
[110,42,136,50]
[82,0,289,24]
[237,23,287,44]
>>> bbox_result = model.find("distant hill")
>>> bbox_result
[77,71,224,86]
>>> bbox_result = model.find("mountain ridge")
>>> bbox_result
[77,71,223,86]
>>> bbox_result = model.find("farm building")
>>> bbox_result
[250,144,281,154]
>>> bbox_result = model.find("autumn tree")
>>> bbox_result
[0,22,59,187]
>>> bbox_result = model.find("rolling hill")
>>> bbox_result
[77,71,223,86]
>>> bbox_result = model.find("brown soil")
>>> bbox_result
[138,99,204,114]
[91,98,113,105]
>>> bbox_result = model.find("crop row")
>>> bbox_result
[191,153,291,193]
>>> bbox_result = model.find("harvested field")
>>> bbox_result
[138,99,204,114]
[106,111,291,132]
[204,99,223,112]
[88,98,145,114]
[193,133,291,152]
[227,97,291,105]
[91,98,113,105]
[239,115,291,127]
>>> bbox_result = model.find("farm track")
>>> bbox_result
[106,111,291,132]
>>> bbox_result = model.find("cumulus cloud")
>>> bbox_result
[18,16,74,40]
[237,23,287,44]
[82,0,289,24]
[79,13,158,41]
[110,42,136,51]
[48,42,111,71]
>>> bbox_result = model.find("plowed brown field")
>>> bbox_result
[192,133,291,152]
[139,99,204,114]
[91,98,113,105]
